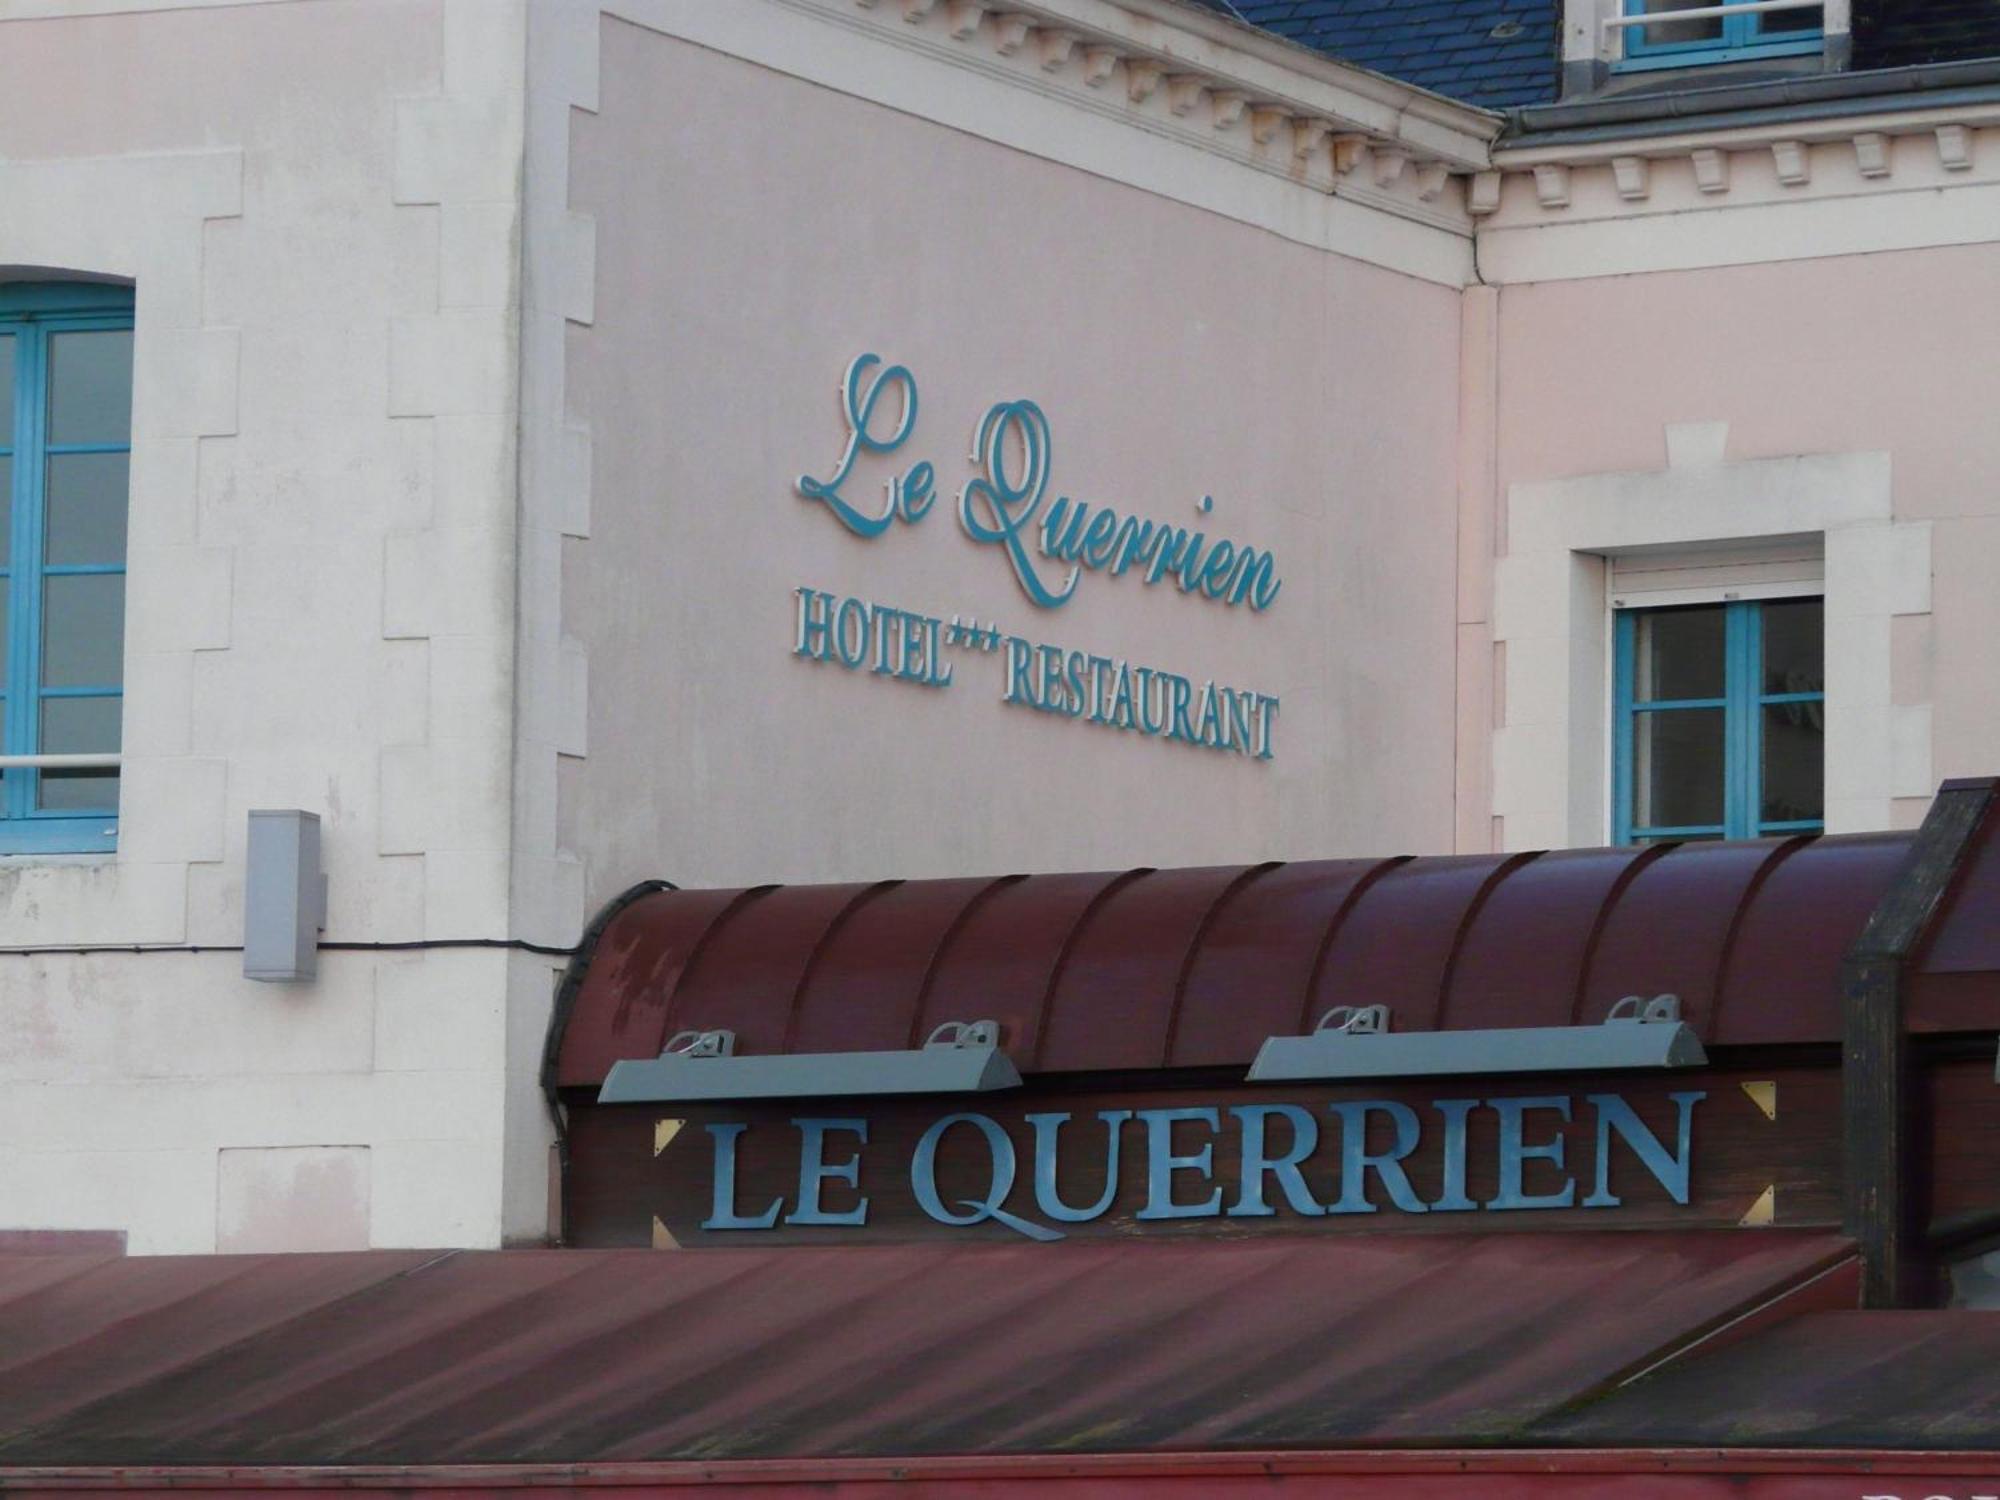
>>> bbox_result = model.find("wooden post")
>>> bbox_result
[1842,777,1997,1308]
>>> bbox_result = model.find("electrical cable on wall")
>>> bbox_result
[0,936,580,958]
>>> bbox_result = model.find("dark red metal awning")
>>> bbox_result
[549,819,2000,1092]
[1531,1310,2000,1449]
[0,1233,1857,1467]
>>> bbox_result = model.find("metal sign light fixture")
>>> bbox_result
[597,1019,1022,1104]
[1246,994,1707,1082]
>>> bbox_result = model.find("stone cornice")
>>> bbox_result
[1021,0,1503,165]
[1494,97,2000,167]
[817,0,2000,273]
[779,0,1503,237]
[1477,105,2000,236]
[48,0,2000,285]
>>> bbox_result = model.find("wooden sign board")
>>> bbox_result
[565,1066,1847,1248]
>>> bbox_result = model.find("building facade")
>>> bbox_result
[1,0,1996,1257]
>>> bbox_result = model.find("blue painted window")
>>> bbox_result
[1613,598,1824,844]
[1620,0,1822,70]
[0,283,133,855]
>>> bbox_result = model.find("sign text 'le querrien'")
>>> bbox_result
[570,1071,1835,1247]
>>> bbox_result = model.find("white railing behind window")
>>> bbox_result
[0,753,121,769]
[1604,0,1822,38]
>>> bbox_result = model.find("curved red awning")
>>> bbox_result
[549,813,2000,1091]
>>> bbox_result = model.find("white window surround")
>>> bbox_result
[1493,421,1931,852]
[1562,0,1851,68]
[1607,534,1824,610]
[0,146,242,944]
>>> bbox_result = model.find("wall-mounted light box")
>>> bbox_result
[244,809,326,983]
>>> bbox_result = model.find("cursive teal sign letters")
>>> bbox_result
[797,352,1283,612]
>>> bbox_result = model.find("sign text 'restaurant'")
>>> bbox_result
[793,586,1280,758]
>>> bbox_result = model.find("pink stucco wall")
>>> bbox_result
[564,19,1468,893]
[1497,248,2000,516]
[0,0,435,160]
[1494,248,2000,801]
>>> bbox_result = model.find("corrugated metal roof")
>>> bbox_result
[0,1233,1853,1466]
[550,828,2000,1091]
[1224,0,1557,109]
[1531,1311,2000,1448]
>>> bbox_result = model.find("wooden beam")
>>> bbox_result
[1842,776,1998,1307]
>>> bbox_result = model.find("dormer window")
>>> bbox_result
[1616,0,1823,70]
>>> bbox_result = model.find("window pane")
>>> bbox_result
[47,330,133,446]
[1633,606,1724,701]
[1762,597,1823,696]
[37,700,118,756]
[41,573,125,688]
[44,452,129,565]
[1640,0,1722,44]
[0,333,13,440]
[36,695,120,812]
[1757,3,1820,33]
[39,693,119,754]
[0,577,7,691]
[1762,701,1824,824]
[37,766,119,812]
[0,452,9,568]
[35,767,117,812]
[1634,706,1725,829]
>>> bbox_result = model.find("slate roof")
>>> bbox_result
[1203,2,2000,117]
[1852,0,2000,70]
[1215,0,1558,109]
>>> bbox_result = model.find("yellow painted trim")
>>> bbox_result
[1739,1184,1777,1227]
[1740,1079,1778,1121]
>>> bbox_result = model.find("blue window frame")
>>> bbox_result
[0,282,133,855]
[1619,0,1822,71]
[1613,598,1825,845]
